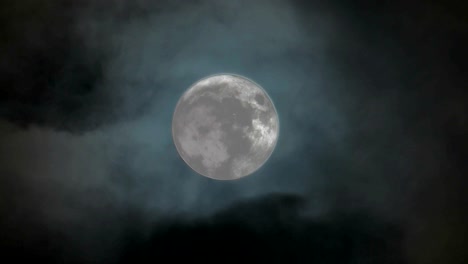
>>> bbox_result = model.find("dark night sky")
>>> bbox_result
[0,0,467,263]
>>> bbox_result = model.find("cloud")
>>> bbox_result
[120,193,406,263]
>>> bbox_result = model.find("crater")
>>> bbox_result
[255,94,265,105]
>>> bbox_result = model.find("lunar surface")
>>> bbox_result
[172,74,279,180]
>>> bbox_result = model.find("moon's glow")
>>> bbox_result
[172,74,279,180]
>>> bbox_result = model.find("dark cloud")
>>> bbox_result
[0,0,467,263]
[0,1,105,130]
[1,194,406,263]
[120,194,406,264]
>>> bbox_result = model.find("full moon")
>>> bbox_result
[172,74,279,180]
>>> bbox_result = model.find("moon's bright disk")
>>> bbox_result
[172,74,279,180]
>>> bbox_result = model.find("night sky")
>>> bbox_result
[0,0,467,263]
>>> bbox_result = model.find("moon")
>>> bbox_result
[172,74,279,180]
